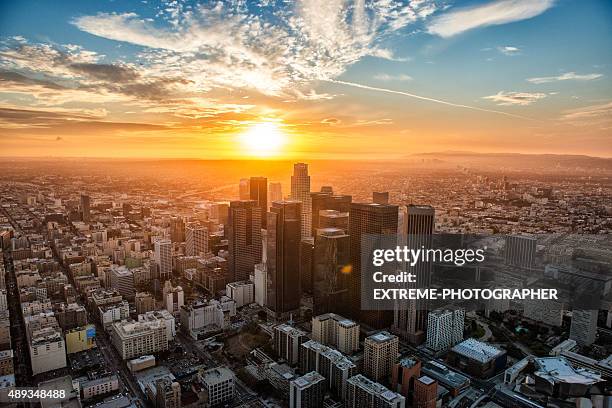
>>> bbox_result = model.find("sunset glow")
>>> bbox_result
[239,122,286,157]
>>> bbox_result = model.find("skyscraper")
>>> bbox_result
[250,177,268,228]
[269,182,283,202]
[311,192,351,236]
[364,331,399,382]
[349,202,398,328]
[154,238,172,281]
[313,228,350,316]
[228,200,262,282]
[425,308,464,352]
[239,178,250,200]
[80,193,91,222]
[266,201,302,318]
[291,163,311,239]
[570,309,598,346]
[170,217,185,243]
[186,225,209,256]
[393,205,435,345]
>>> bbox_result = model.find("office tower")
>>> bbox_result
[391,357,421,397]
[311,192,352,236]
[313,228,350,316]
[394,205,434,345]
[290,371,326,408]
[364,331,399,382]
[186,225,208,257]
[311,313,359,355]
[154,238,172,281]
[291,163,312,239]
[300,238,314,294]
[163,281,184,315]
[253,263,267,307]
[135,292,155,315]
[266,201,302,318]
[110,266,135,301]
[199,367,235,407]
[110,318,169,359]
[349,202,398,327]
[226,281,254,308]
[250,177,268,228]
[80,193,91,222]
[228,200,262,282]
[570,309,598,346]
[505,234,536,269]
[270,182,283,202]
[425,308,465,352]
[274,323,307,365]
[319,209,349,232]
[239,178,250,200]
[373,192,389,204]
[346,375,406,408]
[414,376,437,408]
[170,217,185,243]
[299,340,357,399]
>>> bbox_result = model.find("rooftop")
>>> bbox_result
[451,338,504,363]
[534,357,601,386]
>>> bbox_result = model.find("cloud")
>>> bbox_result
[374,73,413,81]
[497,45,521,55]
[561,101,612,126]
[527,71,603,84]
[427,0,554,38]
[482,91,547,105]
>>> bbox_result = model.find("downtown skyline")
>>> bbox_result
[0,0,611,159]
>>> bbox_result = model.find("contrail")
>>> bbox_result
[328,79,540,121]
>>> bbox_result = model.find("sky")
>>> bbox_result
[0,0,611,159]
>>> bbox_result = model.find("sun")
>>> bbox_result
[239,122,285,157]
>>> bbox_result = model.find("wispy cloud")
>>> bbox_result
[427,0,554,38]
[482,91,546,106]
[329,79,539,120]
[497,45,521,55]
[373,73,413,81]
[527,71,603,84]
[561,101,612,127]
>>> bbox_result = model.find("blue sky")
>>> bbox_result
[0,0,611,158]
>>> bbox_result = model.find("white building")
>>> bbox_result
[162,281,184,315]
[226,281,254,308]
[186,225,209,257]
[252,263,267,307]
[154,238,172,281]
[180,298,236,338]
[138,310,176,340]
[199,367,235,407]
[98,301,130,329]
[0,290,7,312]
[274,324,307,365]
[290,163,312,239]
[110,319,169,360]
[570,310,598,346]
[426,308,465,352]
[110,265,134,300]
[312,313,359,355]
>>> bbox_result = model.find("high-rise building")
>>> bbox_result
[349,202,398,327]
[274,323,307,365]
[372,192,389,204]
[318,209,349,232]
[199,367,235,407]
[154,238,172,281]
[570,309,598,346]
[239,178,250,200]
[80,193,91,222]
[228,200,262,282]
[505,234,536,269]
[311,192,351,235]
[266,201,302,318]
[291,163,312,239]
[270,182,283,202]
[346,375,405,408]
[394,205,434,345]
[299,340,357,399]
[391,357,421,397]
[110,265,135,301]
[170,217,185,243]
[425,308,465,352]
[290,371,326,408]
[364,331,399,382]
[253,263,267,307]
[413,376,437,408]
[313,228,350,316]
[250,177,268,228]
[186,225,208,257]
[163,281,184,315]
[225,281,254,308]
[311,313,359,355]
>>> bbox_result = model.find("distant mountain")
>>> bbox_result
[407,151,612,171]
